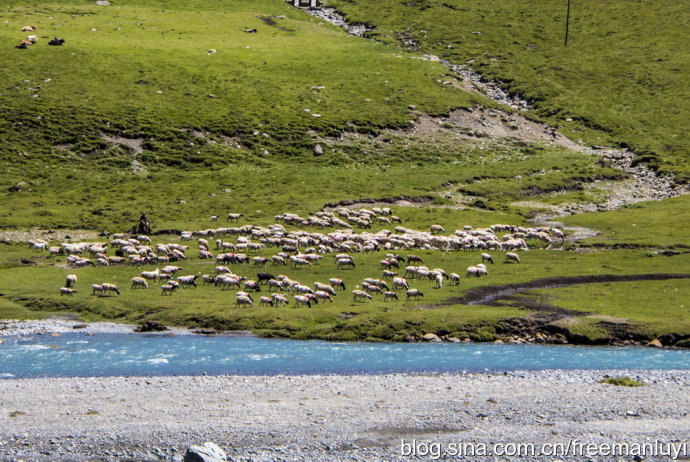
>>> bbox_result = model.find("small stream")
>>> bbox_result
[1,333,688,378]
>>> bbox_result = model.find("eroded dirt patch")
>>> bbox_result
[451,273,690,306]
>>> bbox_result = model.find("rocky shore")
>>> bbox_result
[0,319,254,338]
[1,370,688,461]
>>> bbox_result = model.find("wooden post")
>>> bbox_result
[564,0,571,46]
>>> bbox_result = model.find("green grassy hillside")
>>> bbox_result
[328,0,690,181]
[0,0,476,166]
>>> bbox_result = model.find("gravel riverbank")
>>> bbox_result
[0,319,253,338]
[1,370,688,461]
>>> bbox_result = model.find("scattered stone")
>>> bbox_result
[133,321,169,333]
[95,0,110,5]
[313,144,323,156]
[8,181,29,192]
[647,339,663,348]
[192,328,220,335]
[422,333,440,342]
[183,442,226,462]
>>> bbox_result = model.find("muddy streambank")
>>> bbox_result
[447,273,690,347]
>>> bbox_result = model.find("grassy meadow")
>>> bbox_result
[0,0,689,346]
[329,0,690,181]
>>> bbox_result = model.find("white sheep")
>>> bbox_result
[176,275,198,288]
[434,273,443,289]
[392,277,409,290]
[352,290,372,302]
[141,269,160,281]
[449,273,461,286]
[100,283,120,296]
[235,295,254,308]
[65,274,78,288]
[328,278,346,290]
[481,253,494,264]
[505,252,521,263]
[60,287,76,296]
[406,289,424,300]
[293,295,312,308]
[383,291,398,301]
[161,282,179,295]
[131,277,148,289]
[314,291,333,303]
[271,293,288,307]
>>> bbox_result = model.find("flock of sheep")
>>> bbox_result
[27,206,554,309]
[13,25,65,49]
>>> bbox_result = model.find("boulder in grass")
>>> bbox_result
[313,144,323,156]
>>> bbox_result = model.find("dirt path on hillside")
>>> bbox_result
[300,2,689,220]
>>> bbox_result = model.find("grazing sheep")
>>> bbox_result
[314,290,333,303]
[466,266,488,277]
[481,253,494,264]
[406,289,424,301]
[407,255,424,264]
[449,273,461,286]
[383,291,398,301]
[161,283,178,295]
[243,280,261,292]
[271,255,286,266]
[256,272,276,284]
[227,213,243,222]
[201,274,215,286]
[141,269,159,281]
[65,274,78,288]
[176,275,198,288]
[336,258,356,269]
[392,277,409,290]
[291,256,311,268]
[253,256,268,267]
[382,270,398,279]
[131,277,148,289]
[352,290,372,302]
[506,252,521,263]
[91,284,104,296]
[293,295,312,308]
[430,224,445,234]
[235,295,254,308]
[271,293,288,307]
[328,278,346,290]
[101,283,120,296]
[60,287,77,296]
[259,296,274,307]
[434,273,443,289]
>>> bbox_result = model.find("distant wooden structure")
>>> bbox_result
[289,0,319,7]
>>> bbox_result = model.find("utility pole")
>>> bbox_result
[564,0,572,46]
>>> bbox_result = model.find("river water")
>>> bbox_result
[1,333,688,378]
